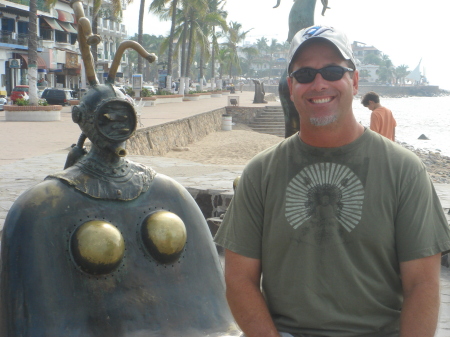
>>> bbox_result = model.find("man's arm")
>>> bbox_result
[399,253,441,337]
[224,249,280,337]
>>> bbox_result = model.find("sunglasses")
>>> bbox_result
[290,66,354,84]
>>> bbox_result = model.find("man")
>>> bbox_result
[361,91,397,141]
[214,25,450,337]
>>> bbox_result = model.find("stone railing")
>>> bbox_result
[127,108,225,156]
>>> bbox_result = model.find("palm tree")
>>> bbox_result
[377,54,395,84]
[394,65,410,86]
[222,21,252,79]
[240,46,258,78]
[150,0,180,86]
[255,37,269,56]
[267,38,281,78]
[205,0,227,89]
[216,46,231,80]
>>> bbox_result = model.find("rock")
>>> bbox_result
[418,134,430,140]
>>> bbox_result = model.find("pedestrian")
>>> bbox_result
[361,91,397,141]
[214,25,450,337]
[42,77,48,87]
[239,81,244,93]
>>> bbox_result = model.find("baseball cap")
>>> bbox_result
[287,25,356,73]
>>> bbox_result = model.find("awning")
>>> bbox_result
[56,9,75,23]
[16,53,47,69]
[42,17,64,31]
[58,21,78,34]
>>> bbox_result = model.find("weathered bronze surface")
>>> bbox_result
[0,1,238,335]
[276,0,331,138]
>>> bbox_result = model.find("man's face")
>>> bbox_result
[287,40,358,129]
[365,100,376,111]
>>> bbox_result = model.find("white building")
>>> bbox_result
[0,0,128,96]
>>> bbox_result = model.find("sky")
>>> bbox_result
[123,0,450,90]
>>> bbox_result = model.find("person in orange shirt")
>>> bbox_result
[361,91,397,141]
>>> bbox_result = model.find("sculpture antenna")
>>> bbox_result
[107,41,157,84]
[70,0,101,86]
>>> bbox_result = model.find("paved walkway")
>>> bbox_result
[1,91,450,335]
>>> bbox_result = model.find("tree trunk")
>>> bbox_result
[180,23,187,77]
[138,0,145,74]
[199,49,204,91]
[210,27,215,83]
[185,20,194,79]
[27,0,38,106]
[167,0,178,77]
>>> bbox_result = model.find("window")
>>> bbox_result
[55,30,68,43]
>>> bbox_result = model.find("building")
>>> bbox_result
[0,0,128,96]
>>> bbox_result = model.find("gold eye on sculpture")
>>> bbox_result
[71,220,125,275]
[141,211,187,264]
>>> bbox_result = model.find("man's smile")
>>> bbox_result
[309,96,333,104]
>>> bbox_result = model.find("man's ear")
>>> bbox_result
[352,70,359,96]
[287,76,294,102]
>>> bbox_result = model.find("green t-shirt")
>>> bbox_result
[214,129,450,337]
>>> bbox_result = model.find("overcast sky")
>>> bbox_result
[123,0,450,90]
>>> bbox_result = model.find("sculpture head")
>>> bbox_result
[72,84,136,156]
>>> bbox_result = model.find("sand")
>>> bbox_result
[164,124,283,165]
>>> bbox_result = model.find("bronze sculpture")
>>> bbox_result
[0,1,238,336]
[276,0,331,137]
[252,79,267,104]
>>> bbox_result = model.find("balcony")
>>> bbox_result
[6,0,49,12]
[0,30,43,49]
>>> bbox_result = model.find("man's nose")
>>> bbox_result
[309,73,329,91]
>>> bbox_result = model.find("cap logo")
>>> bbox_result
[302,26,333,40]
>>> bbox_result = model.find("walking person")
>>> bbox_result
[361,91,397,141]
[215,25,450,337]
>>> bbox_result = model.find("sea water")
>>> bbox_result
[352,96,450,157]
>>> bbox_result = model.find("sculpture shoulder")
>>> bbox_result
[3,179,70,236]
[10,179,69,209]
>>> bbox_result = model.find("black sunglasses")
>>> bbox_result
[290,66,354,84]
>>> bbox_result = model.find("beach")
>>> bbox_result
[163,123,450,184]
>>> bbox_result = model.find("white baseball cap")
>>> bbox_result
[287,25,357,73]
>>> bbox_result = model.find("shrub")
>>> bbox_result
[140,88,153,97]
[38,99,48,106]
[125,87,135,97]
[156,89,172,95]
[15,98,29,106]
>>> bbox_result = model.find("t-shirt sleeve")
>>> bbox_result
[370,111,381,132]
[395,167,450,262]
[214,165,264,260]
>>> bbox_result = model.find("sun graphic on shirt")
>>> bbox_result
[285,162,365,233]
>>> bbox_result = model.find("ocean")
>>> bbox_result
[352,96,450,157]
